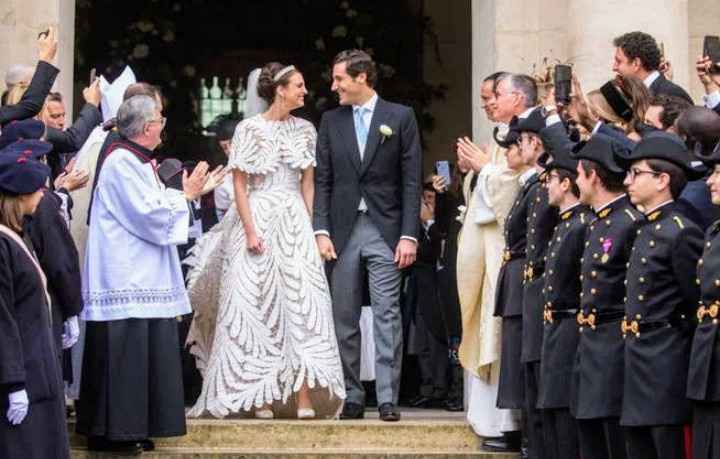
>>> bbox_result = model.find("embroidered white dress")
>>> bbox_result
[185,115,346,418]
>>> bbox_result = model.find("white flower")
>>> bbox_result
[132,44,150,59]
[346,9,358,18]
[379,124,393,142]
[331,25,347,38]
[315,38,326,51]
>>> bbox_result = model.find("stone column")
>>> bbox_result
[567,0,689,97]
[0,0,76,118]
[688,0,720,100]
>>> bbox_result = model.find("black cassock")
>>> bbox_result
[0,231,69,459]
[25,190,83,382]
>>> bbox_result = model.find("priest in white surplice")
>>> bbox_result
[455,73,521,446]
[76,95,211,454]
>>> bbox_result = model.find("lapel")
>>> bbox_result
[650,74,665,93]
[337,107,362,174]
[360,97,391,176]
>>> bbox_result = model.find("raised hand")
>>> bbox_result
[83,78,102,107]
[182,161,210,201]
[697,55,720,93]
[201,165,229,195]
[37,26,58,63]
[431,174,447,193]
[456,136,490,172]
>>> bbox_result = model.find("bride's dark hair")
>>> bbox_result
[257,62,299,104]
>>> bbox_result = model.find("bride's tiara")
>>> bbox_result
[273,65,296,82]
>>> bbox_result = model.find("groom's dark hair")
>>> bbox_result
[333,49,377,88]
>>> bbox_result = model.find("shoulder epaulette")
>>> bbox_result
[673,216,685,229]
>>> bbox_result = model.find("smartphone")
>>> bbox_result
[554,64,572,105]
[89,68,97,85]
[435,160,452,187]
[704,36,720,71]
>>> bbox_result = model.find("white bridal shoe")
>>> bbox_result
[297,408,316,419]
[255,408,274,419]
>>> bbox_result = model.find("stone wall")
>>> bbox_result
[0,0,75,118]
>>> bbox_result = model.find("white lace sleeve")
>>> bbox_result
[228,118,276,175]
[283,117,317,170]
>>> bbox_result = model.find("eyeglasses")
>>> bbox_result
[147,116,166,127]
[626,168,661,180]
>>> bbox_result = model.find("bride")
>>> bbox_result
[185,63,346,419]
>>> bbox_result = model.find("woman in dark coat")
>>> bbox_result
[0,139,69,459]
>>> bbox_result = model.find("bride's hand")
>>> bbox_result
[246,232,265,254]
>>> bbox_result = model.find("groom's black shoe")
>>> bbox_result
[378,403,401,422]
[340,402,365,420]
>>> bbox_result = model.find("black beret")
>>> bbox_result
[0,119,45,150]
[570,133,628,174]
[0,140,52,194]
[615,131,706,180]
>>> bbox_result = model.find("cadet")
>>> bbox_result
[514,108,559,459]
[571,134,643,459]
[687,135,720,459]
[536,123,589,459]
[616,132,704,459]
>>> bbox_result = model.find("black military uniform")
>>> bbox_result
[571,134,642,459]
[687,145,720,459]
[536,124,588,459]
[615,133,705,459]
[494,124,531,411]
[516,109,559,459]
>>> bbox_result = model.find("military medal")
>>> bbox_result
[601,238,613,264]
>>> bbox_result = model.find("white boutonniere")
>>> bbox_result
[379,124,393,144]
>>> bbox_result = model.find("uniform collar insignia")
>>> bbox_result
[597,207,612,219]
[561,209,574,220]
[647,210,662,222]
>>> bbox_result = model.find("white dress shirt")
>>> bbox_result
[643,70,661,88]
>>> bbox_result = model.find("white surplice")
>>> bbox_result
[81,147,191,322]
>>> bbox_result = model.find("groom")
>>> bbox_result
[314,49,422,422]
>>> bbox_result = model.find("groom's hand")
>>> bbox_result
[395,239,417,269]
[316,235,337,261]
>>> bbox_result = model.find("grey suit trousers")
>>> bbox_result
[330,213,403,406]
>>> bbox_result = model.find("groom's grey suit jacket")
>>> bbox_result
[313,97,422,255]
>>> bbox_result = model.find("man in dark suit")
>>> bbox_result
[612,31,693,104]
[313,49,422,422]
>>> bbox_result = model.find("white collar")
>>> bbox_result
[594,193,627,213]
[519,168,537,186]
[353,93,379,113]
[518,107,535,119]
[644,199,674,215]
[560,202,582,214]
[643,70,661,88]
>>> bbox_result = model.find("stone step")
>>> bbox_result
[69,418,486,451]
[70,446,518,458]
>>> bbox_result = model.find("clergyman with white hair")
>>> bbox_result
[75,95,212,454]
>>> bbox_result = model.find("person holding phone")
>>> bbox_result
[696,43,720,116]
[0,26,59,126]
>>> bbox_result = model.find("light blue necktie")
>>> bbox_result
[354,107,369,159]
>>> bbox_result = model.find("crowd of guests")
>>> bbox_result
[451,30,720,459]
[3,23,720,459]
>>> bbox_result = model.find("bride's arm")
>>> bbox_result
[233,170,263,253]
[301,168,314,218]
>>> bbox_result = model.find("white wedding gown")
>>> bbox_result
[185,114,346,418]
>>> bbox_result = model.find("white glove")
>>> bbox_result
[61,316,80,350]
[6,390,28,425]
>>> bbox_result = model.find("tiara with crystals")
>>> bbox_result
[273,65,296,82]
